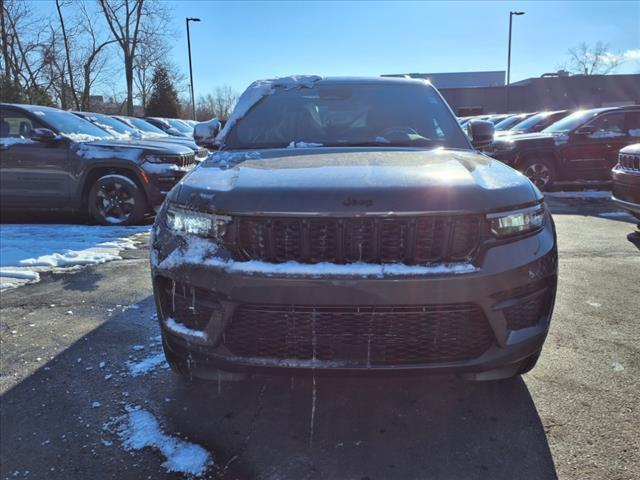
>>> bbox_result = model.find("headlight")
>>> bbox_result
[166,206,230,238]
[486,204,545,237]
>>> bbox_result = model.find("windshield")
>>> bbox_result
[543,110,597,133]
[167,119,193,133]
[82,113,140,137]
[509,112,551,132]
[39,109,113,140]
[225,83,469,150]
[494,115,528,131]
[123,116,169,136]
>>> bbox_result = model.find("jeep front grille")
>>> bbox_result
[224,303,493,365]
[619,152,640,171]
[223,215,485,264]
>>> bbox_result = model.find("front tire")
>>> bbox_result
[521,158,556,191]
[88,174,147,226]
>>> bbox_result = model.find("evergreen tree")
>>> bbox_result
[0,76,54,106]
[145,65,181,117]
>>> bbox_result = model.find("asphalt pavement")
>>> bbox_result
[1,195,638,480]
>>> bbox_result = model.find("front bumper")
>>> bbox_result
[151,215,558,375]
[612,166,640,217]
[141,164,194,207]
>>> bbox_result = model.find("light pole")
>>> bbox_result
[186,17,201,121]
[506,10,524,112]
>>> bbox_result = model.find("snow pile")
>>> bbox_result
[157,236,478,278]
[0,224,147,290]
[110,407,212,477]
[126,353,168,377]
[215,75,322,145]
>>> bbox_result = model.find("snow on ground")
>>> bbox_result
[126,352,168,377]
[0,224,147,290]
[544,191,612,199]
[107,407,212,477]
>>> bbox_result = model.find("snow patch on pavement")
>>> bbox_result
[126,353,168,377]
[0,224,147,290]
[108,407,212,477]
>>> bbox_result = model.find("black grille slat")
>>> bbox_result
[228,215,483,264]
[225,303,493,365]
[619,153,640,171]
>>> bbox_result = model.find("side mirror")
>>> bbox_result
[193,118,221,148]
[466,120,495,150]
[30,128,58,142]
[575,125,595,136]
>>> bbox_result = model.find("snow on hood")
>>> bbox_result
[215,75,322,145]
[287,141,324,148]
[76,143,144,160]
[61,132,109,142]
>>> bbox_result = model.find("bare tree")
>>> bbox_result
[1,0,56,104]
[195,85,238,121]
[563,42,623,75]
[75,1,118,110]
[55,0,80,108]
[98,0,170,115]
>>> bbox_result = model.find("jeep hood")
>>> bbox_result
[171,147,541,214]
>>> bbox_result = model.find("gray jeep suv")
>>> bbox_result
[151,77,558,380]
[0,103,196,225]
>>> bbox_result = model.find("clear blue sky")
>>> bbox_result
[39,0,640,97]
[174,0,639,95]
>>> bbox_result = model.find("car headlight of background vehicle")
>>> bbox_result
[486,204,545,237]
[166,205,230,238]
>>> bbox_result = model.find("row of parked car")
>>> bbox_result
[0,103,208,225]
[1,97,639,226]
[460,106,640,192]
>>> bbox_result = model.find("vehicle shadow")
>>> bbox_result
[0,288,556,480]
[165,372,557,480]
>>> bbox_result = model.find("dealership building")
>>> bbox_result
[384,71,640,116]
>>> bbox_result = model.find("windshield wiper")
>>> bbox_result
[324,139,435,148]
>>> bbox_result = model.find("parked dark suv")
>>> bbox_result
[494,110,570,137]
[151,76,558,381]
[0,104,197,225]
[612,144,640,220]
[73,111,209,160]
[488,106,640,189]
